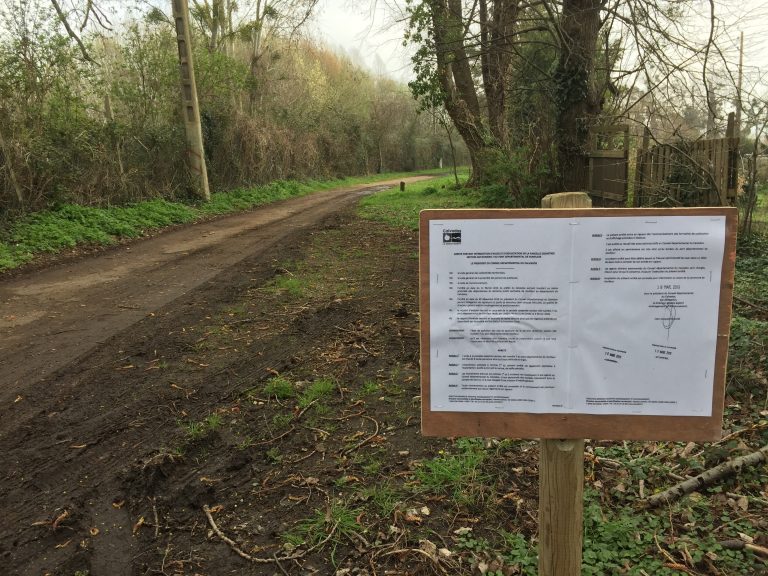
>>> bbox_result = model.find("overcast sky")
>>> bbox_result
[311,0,768,92]
[311,0,412,81]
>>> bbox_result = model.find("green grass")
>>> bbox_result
[180,419,206,440]
[179,412,223,440]
[0,200,197,270]
[298,377,336,408]
[730,233,768,394]
[264,376,296,400]
[281,501,364,564]
[358,379,380,397]
[747,184,768,231]
[411,438,490,505]
[358,171,472,230]
[204,413,223,431]
[734,233,768,307]
[0,169,451,272]
[271,412,292,429]
[198,180,311,215]
[267,275,308,298]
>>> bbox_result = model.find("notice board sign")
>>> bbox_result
[419,208,737,441]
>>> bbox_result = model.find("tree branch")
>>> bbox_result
[50,0,96,63]
[645,443,768,508]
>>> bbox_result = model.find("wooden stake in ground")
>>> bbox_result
[538,191,591,576]
[172,0,211,201]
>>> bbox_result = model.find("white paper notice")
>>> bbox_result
[428,216,726,416]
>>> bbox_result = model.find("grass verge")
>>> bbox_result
[358,170,471,230]
[0,169,453,272]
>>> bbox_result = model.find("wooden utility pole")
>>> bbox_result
[736,31,744,135]
[538,191,590,576]
[172,0,211,201]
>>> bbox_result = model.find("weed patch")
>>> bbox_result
[267,275,308,298]
[179,412,223,440]
[299,378,336,408]
[282,501,365,565]
[264,376,296,400]
[412,438,490,505]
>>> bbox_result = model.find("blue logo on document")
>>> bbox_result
[443,229,462,244]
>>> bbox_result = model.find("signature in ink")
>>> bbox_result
[661,304,677,340]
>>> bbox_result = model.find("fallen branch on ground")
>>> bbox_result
[341,415,380,455]
[733,295,768,316]
[719,539,768,559]
[646,443,768,508]
[202,505,337,564]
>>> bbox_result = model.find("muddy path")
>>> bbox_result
[3,179,761,576]
[1,177,458,576]
[0,177,430,405]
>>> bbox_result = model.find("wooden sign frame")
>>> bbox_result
[419,207,738,441]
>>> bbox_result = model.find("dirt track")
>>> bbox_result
[0,177,437,575]
[4,178,762,576]
[0,178,428,403]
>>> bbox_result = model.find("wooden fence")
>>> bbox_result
[634,113,740,207]
[588,125,629,206]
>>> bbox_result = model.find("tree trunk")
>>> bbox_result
[429,0,517,186]
[555,0,602,191]
[0,121,24,207]
[482,0,519,148]
[742,127,765,236]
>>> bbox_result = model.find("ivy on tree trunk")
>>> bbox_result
[554,0,603,192]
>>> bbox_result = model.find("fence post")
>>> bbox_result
[538,191,590,576]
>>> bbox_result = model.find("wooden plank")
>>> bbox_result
[591,125,629,134]
[539,438,584,576]
[590,190,626,202]
[727,137,740,199]
[633,151,643,207]
[716,138,728,206]
[639,133,740,206]
[588,150,627,159]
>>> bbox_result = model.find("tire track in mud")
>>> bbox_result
[0,179,428,575]
[0,177,429,407]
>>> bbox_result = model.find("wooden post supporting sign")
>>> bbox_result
[418,196,737,576]
[538,191,590,575]
[539,438,584,575]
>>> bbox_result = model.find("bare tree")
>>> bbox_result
[49,0,112,62]
[407,0,522,185]
[404,0,763,197]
